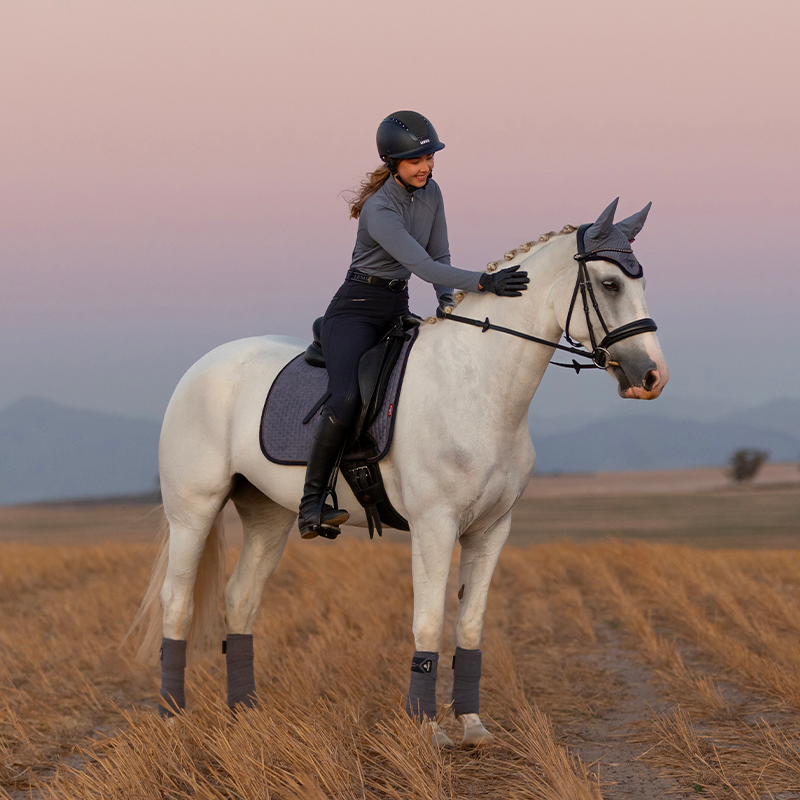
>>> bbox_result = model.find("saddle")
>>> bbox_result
[260,314,422,538]
[307,314,421,538]
[303,314,421,444]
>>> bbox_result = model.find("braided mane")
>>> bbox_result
[484,224,578,273]
[432,225,577,316]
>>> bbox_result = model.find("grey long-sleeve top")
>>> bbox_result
[349,176,484,304]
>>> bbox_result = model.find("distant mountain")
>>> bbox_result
[0,398,161,505]
[722,398,800,442]
[530,399,800,473]
[1,396,797,504]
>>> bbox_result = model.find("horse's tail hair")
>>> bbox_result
[126,507,227,666]
[125,509,170,665]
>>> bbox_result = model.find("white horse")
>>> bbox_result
[135,200,668,748]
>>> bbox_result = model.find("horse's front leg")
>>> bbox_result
[453,509,513,747]
[407,512,459,747]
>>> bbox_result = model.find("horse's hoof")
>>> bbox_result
[458,713,494,748]
[424,720,455,749]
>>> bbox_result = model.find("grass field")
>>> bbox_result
[1,468,799,798]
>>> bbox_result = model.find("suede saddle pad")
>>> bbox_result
[260,327,418,466]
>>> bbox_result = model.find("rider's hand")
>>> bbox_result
[478,265,529,297]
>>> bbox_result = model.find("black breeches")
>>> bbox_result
[320,280,410,425]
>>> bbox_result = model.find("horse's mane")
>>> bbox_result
[429,224,577,318]
[483,224,578,273]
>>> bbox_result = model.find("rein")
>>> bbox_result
[443,224,657,374]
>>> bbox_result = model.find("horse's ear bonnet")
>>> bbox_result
[581,198,651,278]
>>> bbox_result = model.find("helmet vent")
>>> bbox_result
[387,111,431,140]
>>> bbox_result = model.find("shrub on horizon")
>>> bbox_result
[728,449,769,482]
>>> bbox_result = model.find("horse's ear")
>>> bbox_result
[584,198,619,243]
[616,201,652,241]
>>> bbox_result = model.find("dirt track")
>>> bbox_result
[1,470,799,798]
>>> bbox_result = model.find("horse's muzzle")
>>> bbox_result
[611,354,669,400]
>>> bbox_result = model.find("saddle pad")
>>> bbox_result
[260,326,418,466]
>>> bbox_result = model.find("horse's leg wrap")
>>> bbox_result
[451,647,481,717]
[406,651,438,719]
[159,637,187,717]
[225,633,257,709]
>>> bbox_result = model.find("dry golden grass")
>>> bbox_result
[1,483,800,798]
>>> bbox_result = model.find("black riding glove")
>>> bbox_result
[478,265,529,297]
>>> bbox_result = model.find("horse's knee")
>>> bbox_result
[456,621,483,651]
[413,614,444,652]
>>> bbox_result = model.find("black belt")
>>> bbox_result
[346,270,408,292]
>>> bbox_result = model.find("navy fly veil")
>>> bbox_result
[581,197,651,278]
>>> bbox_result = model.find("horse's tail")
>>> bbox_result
[127,507,227,666]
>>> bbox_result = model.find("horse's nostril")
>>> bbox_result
[644,369,660,392]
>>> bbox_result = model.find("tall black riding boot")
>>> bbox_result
[298,406,350,539]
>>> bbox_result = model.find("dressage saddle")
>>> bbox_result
[301,313,422,537]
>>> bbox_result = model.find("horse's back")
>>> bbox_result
[169,336,304,397]
[161,336,306,456]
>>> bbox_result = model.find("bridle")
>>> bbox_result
[442,224,658,374]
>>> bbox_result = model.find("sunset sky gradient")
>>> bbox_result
[2,0,798,421]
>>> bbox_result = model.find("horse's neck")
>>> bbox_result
[432,238,571,425]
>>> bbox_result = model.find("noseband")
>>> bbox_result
[442,225,658,374]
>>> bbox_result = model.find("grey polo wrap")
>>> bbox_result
[451,647,481,716]
[159,637,187,716]
[406,650,439,719]
[225,633,257,709]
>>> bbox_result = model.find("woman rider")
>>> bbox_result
[298,110,530,539]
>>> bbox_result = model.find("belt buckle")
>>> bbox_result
[388,279,406,293]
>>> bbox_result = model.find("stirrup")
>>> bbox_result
[299,488,346,540]
[300,523,342,541]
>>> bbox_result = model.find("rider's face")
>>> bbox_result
[394,154,435,188]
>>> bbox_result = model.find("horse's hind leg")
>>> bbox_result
[159,483,231,715]
[224,477,295,709]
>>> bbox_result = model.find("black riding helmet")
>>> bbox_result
[377,111,445,161]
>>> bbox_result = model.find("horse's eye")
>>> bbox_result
[602,280,620,293]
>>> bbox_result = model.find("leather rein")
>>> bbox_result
[442,224,658,374]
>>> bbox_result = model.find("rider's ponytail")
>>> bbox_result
[346,164,392,219]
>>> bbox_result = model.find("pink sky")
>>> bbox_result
[1,0,798,418]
